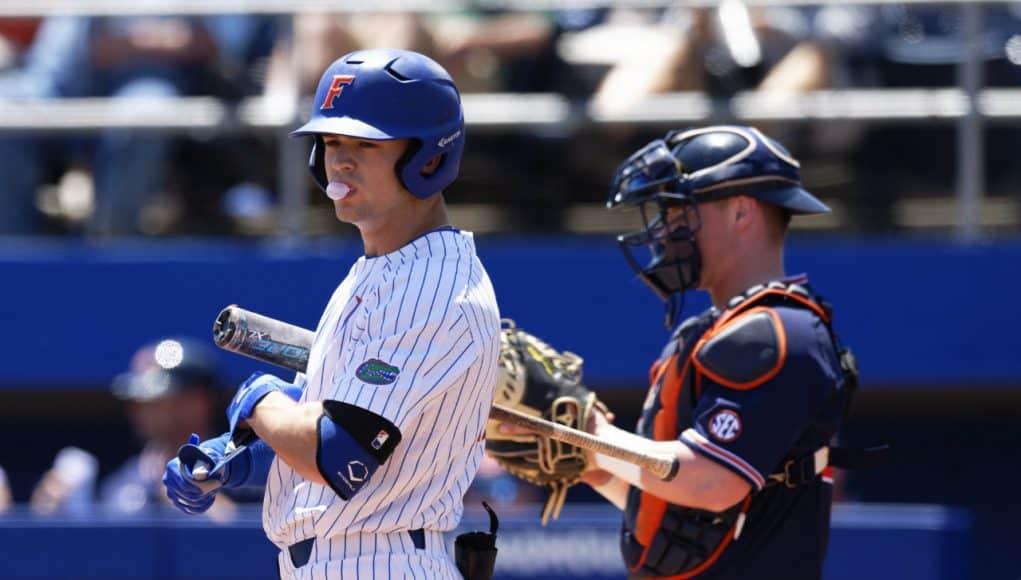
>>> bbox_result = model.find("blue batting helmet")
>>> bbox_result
[292,48,465,199]
[606,125,828,325]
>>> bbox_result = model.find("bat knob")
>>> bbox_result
[191,462,210,481]
[213,306,239,347]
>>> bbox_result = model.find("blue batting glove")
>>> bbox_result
[226,373,302,445]
[163,434,222,514]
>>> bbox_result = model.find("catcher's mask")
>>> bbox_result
[606,125,830,326]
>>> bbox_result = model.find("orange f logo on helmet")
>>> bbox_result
[320,75,355,110]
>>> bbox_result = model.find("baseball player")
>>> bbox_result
[580,126,864,579]
[163,49,501,579]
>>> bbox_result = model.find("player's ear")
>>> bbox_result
[732,196,754,231]
[421,154,444,176]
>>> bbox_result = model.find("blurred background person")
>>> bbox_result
[0,16,90,235]
[0,14,277,237]
[819,3,1021,231]
[0,465,13,515]
[100,338,218,512]
[24,337,248,518]
[0,17,40,72]
[28,446,98,516]
[99,337,244,516]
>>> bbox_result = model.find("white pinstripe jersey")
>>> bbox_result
[263,228,501,552]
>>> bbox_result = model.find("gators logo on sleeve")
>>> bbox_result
[356,359,400,385]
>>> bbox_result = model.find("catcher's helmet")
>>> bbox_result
[292,48,465,199]
[606,126,828,324]
[112,338,219,401]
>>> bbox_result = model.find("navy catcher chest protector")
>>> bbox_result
[606,126,830,325]
[292,48,465,199]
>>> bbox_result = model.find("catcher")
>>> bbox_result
[488,126,876,579]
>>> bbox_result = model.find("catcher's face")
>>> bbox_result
[321,134,414,228]
[666,199,735,292]
[617,197,702,302]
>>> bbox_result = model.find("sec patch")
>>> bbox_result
[707,409,742,443]
[356,359,400,385]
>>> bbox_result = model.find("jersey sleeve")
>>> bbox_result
[679,306,840,490]
[322,251,492,432]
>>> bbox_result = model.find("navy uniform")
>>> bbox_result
[622,277,853,579]
[606,126,879,579]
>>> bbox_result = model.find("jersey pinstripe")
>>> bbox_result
[263,229,501,568]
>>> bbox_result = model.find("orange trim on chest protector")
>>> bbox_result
[630,354,687,569]
[692,306,787,391]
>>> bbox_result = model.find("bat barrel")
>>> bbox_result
[211,305,314,374]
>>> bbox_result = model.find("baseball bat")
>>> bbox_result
[212,305,679,480]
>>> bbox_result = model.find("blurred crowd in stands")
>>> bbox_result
[1,4,1020,237]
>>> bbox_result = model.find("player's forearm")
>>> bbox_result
[583,470,629,510]
[592,423,750,512]
[248,392,328,486]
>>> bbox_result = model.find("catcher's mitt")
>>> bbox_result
[486,320,608,525]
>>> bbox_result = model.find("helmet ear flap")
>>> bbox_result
[309,136,327,191]
[394,138,423,196]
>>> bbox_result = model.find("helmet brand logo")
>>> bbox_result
[438,130,461,148]
[320,75,356,110]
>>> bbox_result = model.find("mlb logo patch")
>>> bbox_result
[371,430,390,450]
[707,409,742,443]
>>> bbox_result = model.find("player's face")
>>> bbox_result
[687,199,739,291]
[321,135,413,227]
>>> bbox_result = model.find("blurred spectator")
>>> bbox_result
[821,3,1021,231]
[29,447,99,516]
[0,15,276,236]
[97,337,242,516]
[0,17,89,234]
[159,15,281,236]
[0,18,41,72]
[431,9,591,231]
[578,4,837,114]
[0,465,12,514]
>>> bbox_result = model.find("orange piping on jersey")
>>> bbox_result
[691,307,787,391]
[630,354,688,571]
[650,359,663,385]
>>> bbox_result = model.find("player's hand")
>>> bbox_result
[586,407,614,434]
[163,434,224,514]
[581,468,615,487]
[226,373,302,444]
